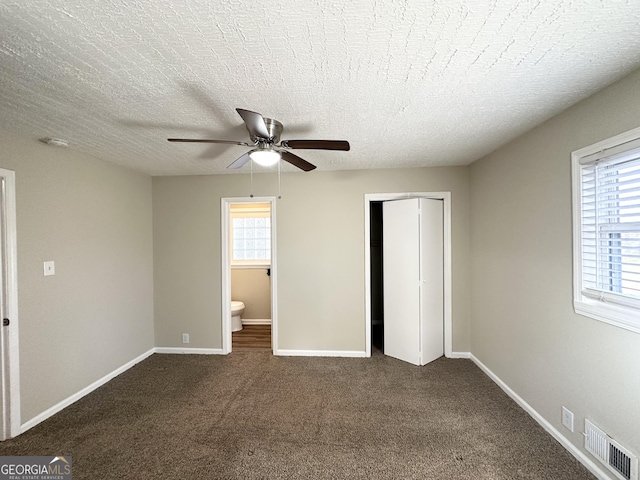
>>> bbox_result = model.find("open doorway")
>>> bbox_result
[221,197,278,355]
[364,192,453,360]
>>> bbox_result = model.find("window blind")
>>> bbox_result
[580,150,640,306]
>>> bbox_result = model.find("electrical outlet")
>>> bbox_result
[182,333,189,344]
[562,406,574,432]
[43,261,55,276]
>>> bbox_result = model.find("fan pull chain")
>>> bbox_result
[277,160,282,199]
[250,159,254,198]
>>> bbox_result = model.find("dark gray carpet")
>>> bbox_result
[0,352,594,479]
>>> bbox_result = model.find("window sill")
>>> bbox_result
[231,264,271,269]
[574,298,640,334]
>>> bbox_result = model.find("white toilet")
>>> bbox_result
[231,301,245,332]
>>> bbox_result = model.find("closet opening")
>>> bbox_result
[370,201,384,353]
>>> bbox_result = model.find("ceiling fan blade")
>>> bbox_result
[168,138,250,146]
[227,152,251,169]
[281,140,350,151]
[281,151,316,172]
[236,108,270,139]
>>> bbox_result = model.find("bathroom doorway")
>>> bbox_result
[221,197,277,354]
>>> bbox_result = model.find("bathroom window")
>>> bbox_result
[572,126,640,334]
[230,203,271,267]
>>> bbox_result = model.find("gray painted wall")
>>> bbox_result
[470,69,640,458]
[153,167,471,352]
[0,130,155,423]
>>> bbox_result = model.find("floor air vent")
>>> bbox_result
[584,419,638,480]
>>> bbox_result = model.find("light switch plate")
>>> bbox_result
[43,261,55,276]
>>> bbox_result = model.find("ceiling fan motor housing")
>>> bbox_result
[260,118,283,144]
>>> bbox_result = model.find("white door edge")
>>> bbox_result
[364,192,452,359]
[221,197,277,355]
[0,169,20,439]
[418,198,445,365]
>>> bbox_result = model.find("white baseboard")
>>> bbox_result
[21,348,155,434]
[241,319,271,325]
[469,354,611,480]
[154,347,225,355]
[449,351,470,359]
[276,349,367,358]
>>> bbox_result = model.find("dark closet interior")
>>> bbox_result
[370,201,384,352]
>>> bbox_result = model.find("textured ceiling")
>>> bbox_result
[1,1,640,176]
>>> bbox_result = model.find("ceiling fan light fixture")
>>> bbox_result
[250,149,281,167]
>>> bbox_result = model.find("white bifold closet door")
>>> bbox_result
[383,198,444,366]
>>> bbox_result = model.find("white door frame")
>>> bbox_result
[364,192,452,358]
[221,197,277,354]
[0,169,20,439]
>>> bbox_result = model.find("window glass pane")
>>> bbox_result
[231,213,271,263]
